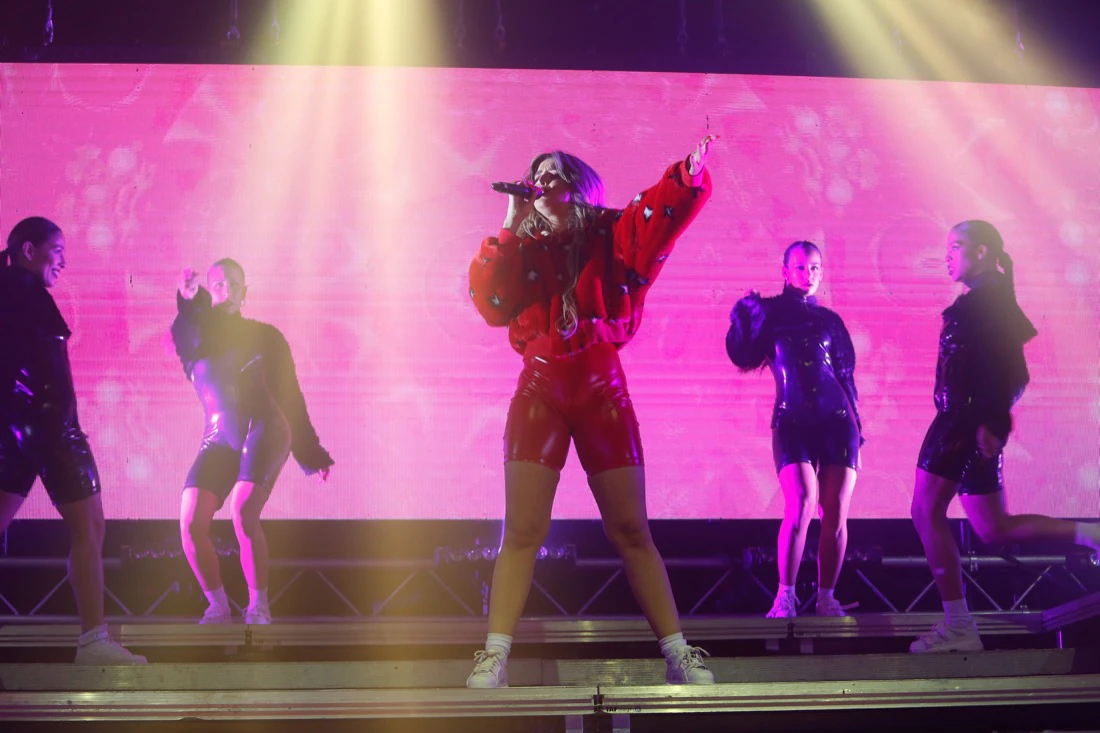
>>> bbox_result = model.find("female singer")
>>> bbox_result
[466,136,717,687]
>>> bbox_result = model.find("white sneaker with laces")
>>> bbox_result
[244,603,272,625]
[466,648,508,688]
[665,646,715,684]
[74,631,147,665]
[815,595,847,617]
[766,593,798,618]
[909,620,984,653]
[199,603,233,625]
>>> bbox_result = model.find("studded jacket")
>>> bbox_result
[933,270,1037,442]
[469,160,712,357]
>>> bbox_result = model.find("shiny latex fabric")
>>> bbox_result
[917,269,1036,493]
[930,269,1036,442]
[0,266,100,504]
[917,412,1004,494]
[504,342,643,475]
[171,288,332,497]
[727,285,862,471]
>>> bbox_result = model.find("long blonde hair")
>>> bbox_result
[517,151,606,338]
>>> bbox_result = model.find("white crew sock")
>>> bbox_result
[943,597,972,627]
[78,624,109,645]
[249,587,269,608]
[205,586,230,610]
[658,632,688,659]
[485,632,513,656]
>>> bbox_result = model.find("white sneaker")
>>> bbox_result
[665,646,715,684]
[466,648,508,688]
[74,631,147,665]
[909,620,984,653]
[199,603,233,625]
[244,603,272,625]
[815,595,847,617]
[766,593,798,618]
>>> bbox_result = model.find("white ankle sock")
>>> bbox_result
[79,624,108,644]
[818,587,835,602]
[1074,522,1100,551]
[485,633,512,656]
[943,597,972,627]
[205,587,229,609]
[658,632,688,659]
[778,583,797,599]
[249,587,269,608]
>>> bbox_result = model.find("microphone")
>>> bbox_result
[491,181,543,199]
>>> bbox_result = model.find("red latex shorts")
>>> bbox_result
[504,342,643,475]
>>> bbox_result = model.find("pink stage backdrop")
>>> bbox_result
[0,64,1097,520]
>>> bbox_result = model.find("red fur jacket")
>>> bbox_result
[469,160,712,357]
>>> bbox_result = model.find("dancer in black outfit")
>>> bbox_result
[910,220,1100,653]
[0,217,144,664]
[172,259,332,624]
[727,241,862,618]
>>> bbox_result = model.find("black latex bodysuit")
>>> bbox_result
[727,285,863,439]
[171,288,332,477]
[932,269,1036,442]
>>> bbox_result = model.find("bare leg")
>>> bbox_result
[55,494,106,633]
[180,487,223,592]
[229,481,270,592]
[486,461,559,636]
[817,465,857,590]
[961,491,1083,545]
[911,468,964,602]
[589,465,680,640]
[776,462,818,587]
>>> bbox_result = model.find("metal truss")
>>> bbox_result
[0,545,1095,625]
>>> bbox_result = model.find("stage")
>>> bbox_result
[2,603,1099,731]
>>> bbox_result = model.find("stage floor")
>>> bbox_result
[2,606,1098,729]
[1,653,1099,722]
[0,611,1053,648]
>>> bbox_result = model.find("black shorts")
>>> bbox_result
[185,421,290,507]
[771,416,860,474]
[916,412,1003,495]
[0,423,102,505]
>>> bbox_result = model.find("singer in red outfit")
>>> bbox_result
[465,136,717,688]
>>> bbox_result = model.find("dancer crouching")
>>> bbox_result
[172,259,332,624]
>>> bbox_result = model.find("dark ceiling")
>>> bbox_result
[1,0,1098,86]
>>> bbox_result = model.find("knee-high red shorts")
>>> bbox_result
[504,342,644,475]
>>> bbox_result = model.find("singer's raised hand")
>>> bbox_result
[687,134,720,176]
[179,267,201,300]
[502,179,539,235]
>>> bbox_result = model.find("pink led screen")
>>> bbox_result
[1,64,1097,520]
